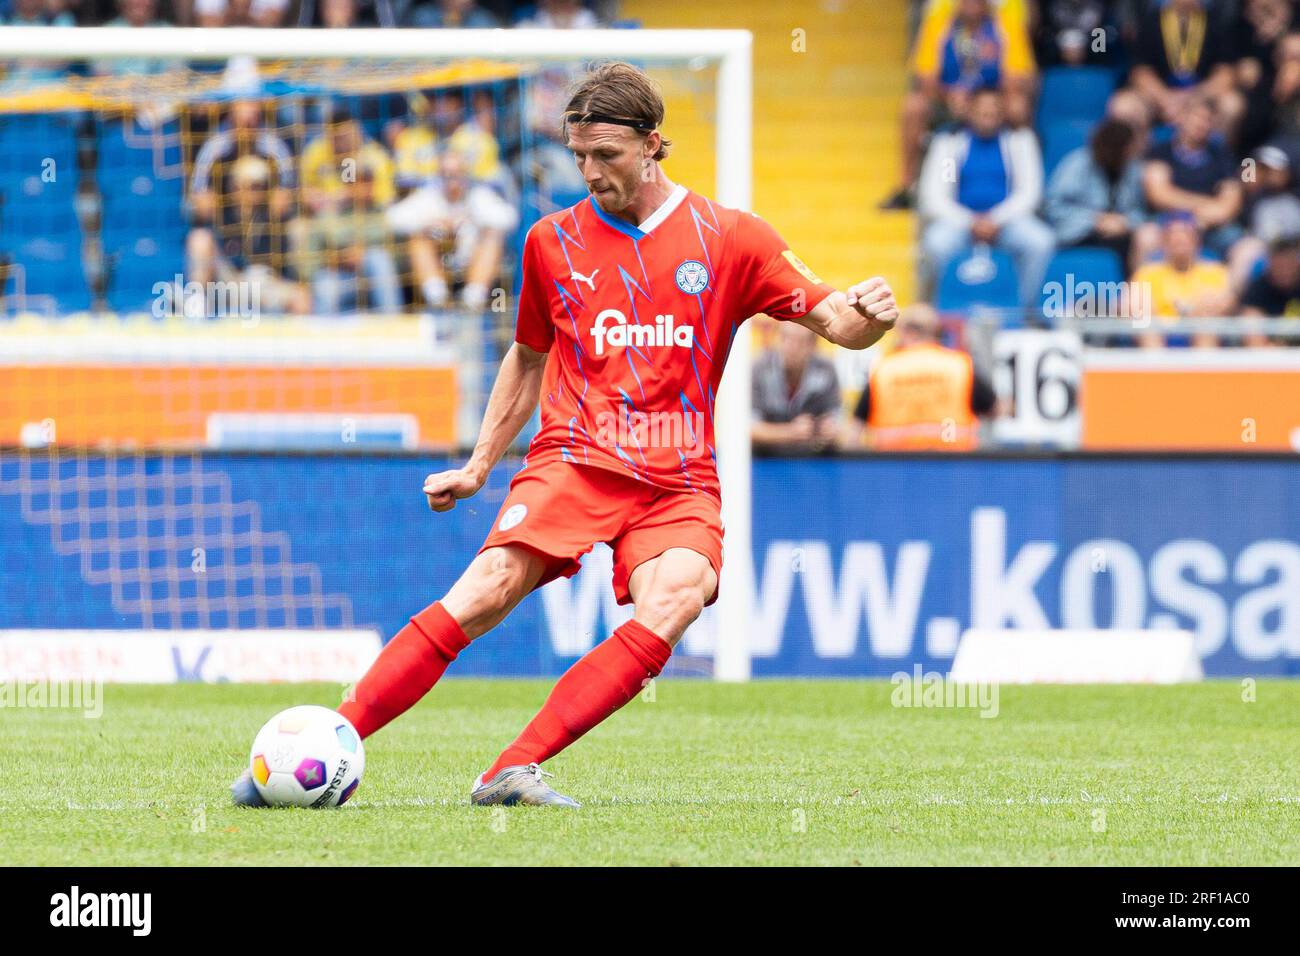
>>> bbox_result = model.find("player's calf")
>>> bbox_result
[441,546,548,639]
[479,618,674,783]
[333,546,546,740]
[337,600,471,738]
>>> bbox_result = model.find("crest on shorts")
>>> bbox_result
[675,259,709,294]
[498,504,527,531]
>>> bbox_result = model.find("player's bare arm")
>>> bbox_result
[423,342,548,512]
[797,276,900,350]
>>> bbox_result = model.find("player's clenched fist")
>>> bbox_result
[845,277,899,326]
[423,469,482,513]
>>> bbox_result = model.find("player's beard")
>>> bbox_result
[589,168,638,216]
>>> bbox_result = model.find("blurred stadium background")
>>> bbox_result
[1,0,1298,685]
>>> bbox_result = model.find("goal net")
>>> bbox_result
[0,27,754,682]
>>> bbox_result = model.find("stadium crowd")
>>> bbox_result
[891,0,1300,347]
[181,76,524,317]
[0,0,623,318]
[5,0,1298,452]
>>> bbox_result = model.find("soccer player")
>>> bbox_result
[232,61,899,808]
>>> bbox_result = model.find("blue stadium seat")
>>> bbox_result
[0,115,87,313]
[0,114,77,206]
[94,119,187,313]
[95,118,185,229]
[0,168,80,218]
[936,247,1021,323]
[1038,246,1126,323]
[101,171,184,234]
[0,193,79,244]
[103,231,186,314]
[1041,118,1096,180]
[0,113,81,257]
[101,212,187,253]
[1035,66,1116,129]
[2,229,91,313]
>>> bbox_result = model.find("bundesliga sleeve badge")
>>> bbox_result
[675,259,710,294]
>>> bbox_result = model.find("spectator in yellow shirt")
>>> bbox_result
[447,90,503,185]
[390,89,503,194]
[884,0,1036,209]
[300,109,396,216]
[1131,213,1233,348]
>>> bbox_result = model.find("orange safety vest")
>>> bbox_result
[866,343,978,450]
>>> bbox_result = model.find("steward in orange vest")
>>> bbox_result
[853,305,996,449]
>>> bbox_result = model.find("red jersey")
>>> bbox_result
[514,185,836,500]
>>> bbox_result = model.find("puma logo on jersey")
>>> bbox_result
[570,269,599,291]
[591,309,694,356]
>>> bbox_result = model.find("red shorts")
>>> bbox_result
[479,460,724,606]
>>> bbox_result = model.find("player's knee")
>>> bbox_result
[643,579,707,638]
[678,589,707,629]
[444,550,532,636]
[476,559,526,608]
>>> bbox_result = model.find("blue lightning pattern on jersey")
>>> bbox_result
[688,198,721,274]
[617,386,649,471]
[693,293,714,355]
[553,279,590,402]
[685,200,720,407]
[564,415,591,465]
[550,208,588,301]
[676,389,705,490]
[632,240,653,298]
[617,262,656,404]
[616,261,654,322]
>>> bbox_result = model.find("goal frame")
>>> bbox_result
[0,25,755,681]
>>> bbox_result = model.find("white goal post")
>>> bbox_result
[0,26,756,681]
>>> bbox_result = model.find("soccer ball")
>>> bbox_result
[249,705,365,808]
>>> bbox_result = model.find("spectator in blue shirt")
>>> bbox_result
[1143,94,1251,286]
[918,85,1055,309]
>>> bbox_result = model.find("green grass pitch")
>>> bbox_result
[2,679,1297,866]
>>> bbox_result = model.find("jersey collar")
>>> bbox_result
[587,184,688,240]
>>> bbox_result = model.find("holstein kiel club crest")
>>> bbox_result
[674,259,709,294]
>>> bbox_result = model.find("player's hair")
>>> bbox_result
[561,61,672,162]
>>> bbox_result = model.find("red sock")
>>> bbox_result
[338,601,470,739]
[483,619,672,779]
